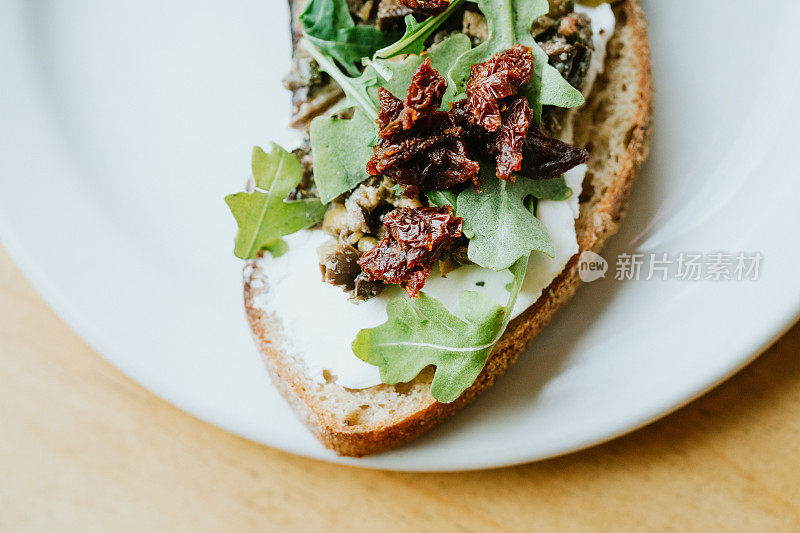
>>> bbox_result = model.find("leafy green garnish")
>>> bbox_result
[262,238,290,258]
[456,169,565,271]
[448,0,584,122]
[301,38,379,121]
[425,190,458,209]
[225,145,326,259]
[373,0,468,60]
[310,110,377,204]
[300,0,399,76]
[353,256,528,403]
[522,174,572,202]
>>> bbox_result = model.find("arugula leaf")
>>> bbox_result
[262,238,290,258]
[301,38,379,121]
[310,110,377,204]
[225,145,326,259]
[539,60,586,109]
[524,174,572,201]
[300,0,399,76]
[373,0,468,60]
[456,169,557,271]
[447,0,584,121]
[425,190,458,209]
[370,33,472,108]
[353,256,528,403]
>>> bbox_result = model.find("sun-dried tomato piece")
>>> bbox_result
[466,45,534,132]
[490,96,533,181]
[423,144,481,190]
[461,49,586,182]
[358,206,463,297]
[400,58,447,131]
[519,127,589,180]
[376,87,404,132]
[371,118,481,192]
[395,0,450,16]
[379,58,447,137]
[368,133,444,176]
[368,62,481,192]
[383,205,462,250]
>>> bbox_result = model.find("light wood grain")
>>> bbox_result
[1,245,799,533]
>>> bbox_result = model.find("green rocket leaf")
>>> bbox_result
[425,189,458,209]
[300,0,399,76]
[372,0,468,60]
[301,38,380,120]
[225,145,326,259]
[353,256,528,403]
[456,169,564,271]
[310,110,378,203]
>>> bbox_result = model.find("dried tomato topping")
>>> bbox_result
[383,205,462,250]
[368,62,481,192]
[462,47,586,182]
[369,115,481,193]
[490,96,533,181]
[376,87,404,132]
[466,45,534,132]
[518,127,589,180]
[358,206,463,297]
[424,143,481,190]
[377,59,447,137]
[367,46,586,192]
[400,58,447,134]
[367,121,450,177]
[395,0,450,16]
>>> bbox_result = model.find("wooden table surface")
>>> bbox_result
[2,245,799,533]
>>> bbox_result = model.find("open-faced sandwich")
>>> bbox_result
[226,0,653,456]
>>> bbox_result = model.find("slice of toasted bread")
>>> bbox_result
[244,0,653,457]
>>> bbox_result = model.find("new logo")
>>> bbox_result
[578,251,608,283]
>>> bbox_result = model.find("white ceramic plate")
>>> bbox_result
[2,0,800,472]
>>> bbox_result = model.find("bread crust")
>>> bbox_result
[244,0,654,457]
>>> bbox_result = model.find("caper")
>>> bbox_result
[358,237,379,253]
